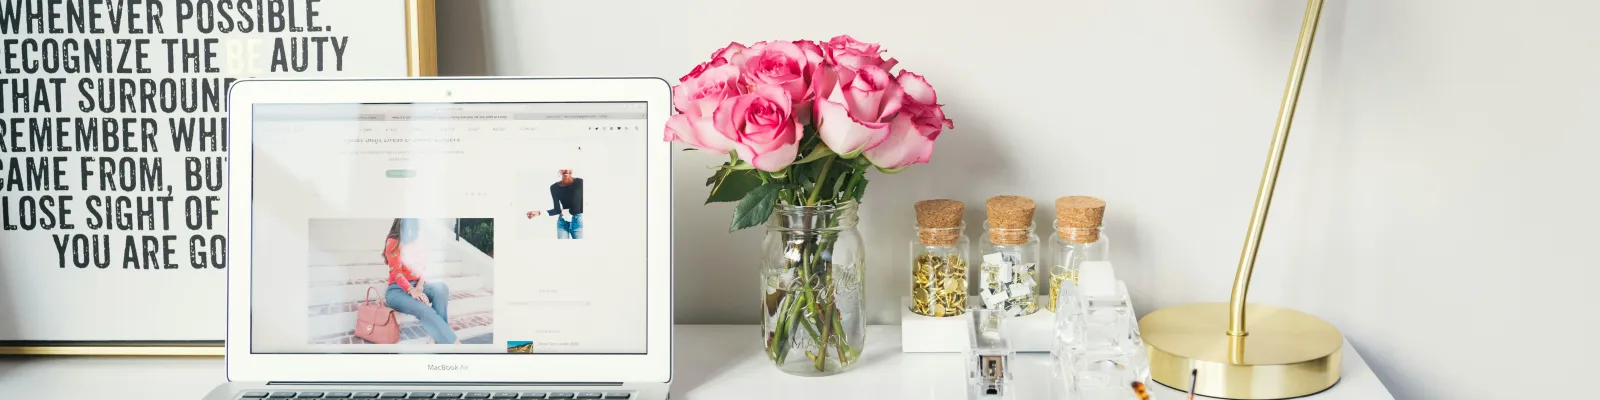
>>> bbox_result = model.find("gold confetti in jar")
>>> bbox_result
[909,199,970,318]
[1047,196,1109,312]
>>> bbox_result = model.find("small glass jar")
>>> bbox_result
[910,222,971,317]
[1046,224,1108,312]
[976,220,1041,316]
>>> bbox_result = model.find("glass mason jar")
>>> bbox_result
[759,201,866,376]
[976,220,1041,317]
[910,222,970,317]
[1047,224,1108,312]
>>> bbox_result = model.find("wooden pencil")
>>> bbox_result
[1187,369,1198,400]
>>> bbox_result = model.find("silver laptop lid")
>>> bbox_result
[226,78,672,384]
[251,101,647,352]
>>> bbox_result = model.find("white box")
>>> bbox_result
[900,295,1056,353]
[900,296,971,353]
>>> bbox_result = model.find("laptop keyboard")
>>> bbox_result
[239,391,632,399]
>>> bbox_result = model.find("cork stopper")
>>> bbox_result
[914,199,964,246]
[985,196,1036,245]
[1055,196,1106,243]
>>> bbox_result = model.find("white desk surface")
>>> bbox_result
[0,325,1392,399]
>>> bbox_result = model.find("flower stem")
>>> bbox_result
[806,156,835,206]
[794,236,822,370]
[838,168,862,203]
[793,293,821,340]
[831,304,851,361]
[816,304,831,371]
[766,294,790,361]
[809,265,829,371]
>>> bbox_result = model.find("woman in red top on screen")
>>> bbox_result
[382,218,459,344]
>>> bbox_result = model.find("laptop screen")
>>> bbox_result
[247,102,649,355]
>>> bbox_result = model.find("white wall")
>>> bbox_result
[435,1,1599,398]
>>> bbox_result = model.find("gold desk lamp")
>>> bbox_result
[1136,0,1343,398]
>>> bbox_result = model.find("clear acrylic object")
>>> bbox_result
[966,309,1015,400]
[1050,280,1150,400]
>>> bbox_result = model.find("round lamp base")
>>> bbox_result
[1138,302,1343,400]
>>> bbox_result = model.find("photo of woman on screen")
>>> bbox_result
[382,218,460,344]
[525,168,584,239]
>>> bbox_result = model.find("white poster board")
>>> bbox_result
[0,0,427,349]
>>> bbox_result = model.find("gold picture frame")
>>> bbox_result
[0,0,439,357]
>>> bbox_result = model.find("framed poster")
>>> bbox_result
[0,0,438,356]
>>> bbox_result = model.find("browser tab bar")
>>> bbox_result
[255,102,647,122]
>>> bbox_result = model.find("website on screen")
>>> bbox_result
[248,102,648,355]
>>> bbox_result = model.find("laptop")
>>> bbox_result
[206,78,674,400]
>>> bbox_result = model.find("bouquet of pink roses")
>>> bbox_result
[667,35,952,375]
[667,35,953,229]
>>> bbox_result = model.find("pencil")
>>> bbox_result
[1187,369,1198,400]
[1130,381,1152,400]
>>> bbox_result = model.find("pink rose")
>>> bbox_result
[714,85,803,172]
[674,62,743,114]
[711,41,764,65]
[681,41,760,84]
[895,71,952,133]
[678,57,728,84]
[864,71,953,170]
[813,64,904,157]
[824,35,879,61]
[792,40,827,113]
[823,35,898,71]
[666,63,743,153]
[863,110,936,170]
[795,40,825,69]
[740,41,833,121]
[897,70,938,106]
[741,41,812,105]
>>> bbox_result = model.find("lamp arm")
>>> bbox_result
[1227,0,1327,337]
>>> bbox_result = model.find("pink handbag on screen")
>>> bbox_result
[354,286,400,344]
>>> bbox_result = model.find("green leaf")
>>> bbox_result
[682,148,697,151]
[831,168,850,198]
[707,169,762,204]
[704,168,727,186]
[731,184,782,232]
[850,175,869,202]
[799,124,822,147]
[798,169,814,189]
[793,146,835,165]
[729,160,756,170]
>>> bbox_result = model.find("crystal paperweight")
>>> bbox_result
[1050,261,1150,400]
[966,308,1015,399]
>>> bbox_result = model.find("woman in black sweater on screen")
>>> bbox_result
[525,168,583,239]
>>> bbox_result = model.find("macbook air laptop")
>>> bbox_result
[206,78,673,400]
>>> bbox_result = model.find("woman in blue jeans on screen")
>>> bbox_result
[525,168,583,239]
[382,218,459,344]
